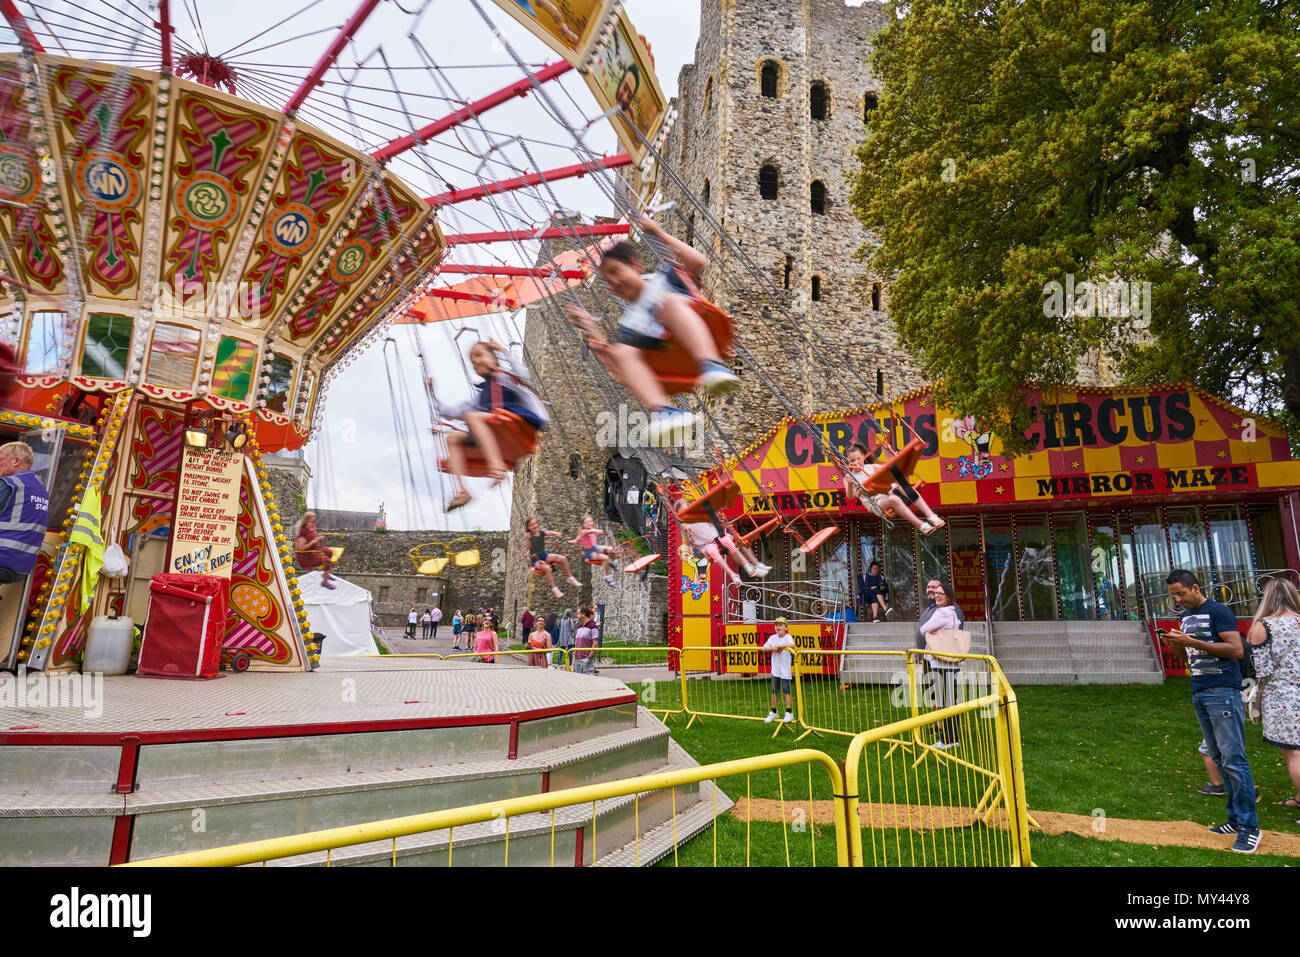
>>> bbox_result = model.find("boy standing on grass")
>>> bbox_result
[763,617,795,724]
[1163,569,1261,854]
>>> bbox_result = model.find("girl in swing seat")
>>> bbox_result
[525,516,581,598]
[565,214,738,447]
[439,340,548,513]
[843,442,946,535]
[674,497,771,584]
[571,513,621,588]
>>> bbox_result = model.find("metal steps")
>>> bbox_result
[0,705,729,866]
[841,619,1164,685]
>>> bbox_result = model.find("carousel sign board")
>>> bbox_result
[710,384,1300,517]
[170,446,243,579]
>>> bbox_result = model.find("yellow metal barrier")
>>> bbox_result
[843,675,1033,866]
[119,749,849,868]
[678,645,803,738]
[565,645,685,723]
[792,649,913,742]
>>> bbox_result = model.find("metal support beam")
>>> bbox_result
[371,60,573,164]
[285,0,384,114]
[155,0,174,73]
[443,223,630,246]
[438,264,588,280]
[426,154,632,208]
[1,0,44,53]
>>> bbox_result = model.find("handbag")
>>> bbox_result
[926,628,971,663]
[1245,622,1297,725]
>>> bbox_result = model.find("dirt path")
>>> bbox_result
[731,798,1300,857]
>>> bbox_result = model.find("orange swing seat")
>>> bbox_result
[863,437,925,494]
[736,515,780,547]
[438,410,539,479]
[622,552,662,574]
[675,477,740,523]
[641,274,735,396]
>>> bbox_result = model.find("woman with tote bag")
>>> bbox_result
[917,581,970,750]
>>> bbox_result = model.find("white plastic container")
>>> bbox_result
[83,615,134,675]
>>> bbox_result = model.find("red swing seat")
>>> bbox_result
[736,515,780,547]
[438,410,539,479]
[797,525,839,553]
[675,477,740,523]
[862,437,925,494]
[622,552,661,573]
[641,272,735,396]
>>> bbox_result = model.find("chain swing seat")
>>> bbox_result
[435,375,541,479]
[640,269,736,395]
[861,437,927,516]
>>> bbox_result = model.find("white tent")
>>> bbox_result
[297,572,377,656]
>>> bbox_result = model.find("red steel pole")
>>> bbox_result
[426,154,632,208]
[371,60,573,164]
[443,223,630,246]
[285,0,384,113]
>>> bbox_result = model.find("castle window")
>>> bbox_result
[760,61,778,98]
[876,368,884,395]
[783,255,792,290]
[864,92,878,124]
[811,275,822,301]
[811,180,826,215]
[871,283,882,311]
[758,165,778,200]
[702,178,710,207]
[810,82,828,121]
[704,76,713,111]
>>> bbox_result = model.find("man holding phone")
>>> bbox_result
[1163,569,1260,853]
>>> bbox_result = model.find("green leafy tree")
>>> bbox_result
[850,0,1300,452]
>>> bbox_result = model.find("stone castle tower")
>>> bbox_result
[503,0,916,634]
[653,0,923,443]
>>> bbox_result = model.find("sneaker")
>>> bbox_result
[1196,782,1227,796]
[551,586,564,598]
[919,520,936,536]
[566,576,581,586]
[764,711,777,724]
[1207,822,1237,835]
[698,360,739,397]
[727,568,743,584]
[604,574,616,587]
[753,562,771,578]
[1231,829,1262,854]
[782,711,794,723]
[647,407,698,447]
[743,564,756,576]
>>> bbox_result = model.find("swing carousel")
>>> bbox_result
[0,0,677,672]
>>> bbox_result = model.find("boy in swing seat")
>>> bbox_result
[438,340,548,512]
[565,214,738,448]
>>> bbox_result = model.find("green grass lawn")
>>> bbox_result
[629,677,1300,866]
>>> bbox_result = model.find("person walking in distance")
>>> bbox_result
[431,605,443,640]
[1163,569,1261,853]
[406,607,418,639]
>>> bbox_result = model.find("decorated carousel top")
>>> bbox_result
[0,51,445,450]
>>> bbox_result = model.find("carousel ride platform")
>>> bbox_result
[0,657,727,866]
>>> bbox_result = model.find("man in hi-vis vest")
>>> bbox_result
[0,442,49,585]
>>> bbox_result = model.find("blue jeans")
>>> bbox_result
[1192,687,1258,831]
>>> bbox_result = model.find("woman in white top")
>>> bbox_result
[843,442,946,535]
[1246,578,1300,822]
[917,581,964,749]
